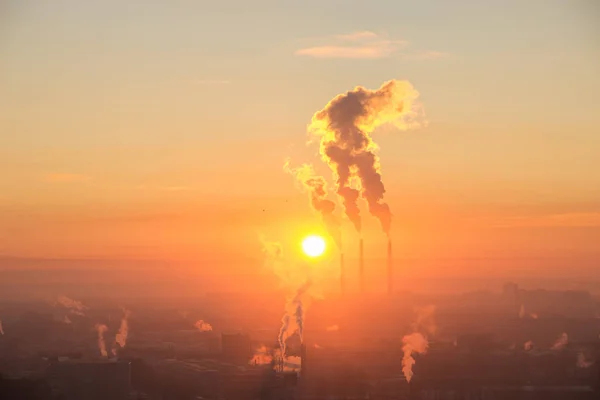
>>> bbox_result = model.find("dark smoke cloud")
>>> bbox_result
[309,80,423,234]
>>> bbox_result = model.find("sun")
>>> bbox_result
[302,235,326,258]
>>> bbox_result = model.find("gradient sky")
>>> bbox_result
[1,1,599,286]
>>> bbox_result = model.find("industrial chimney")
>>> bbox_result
[340,252,346,296]
[387,238,393,296]
[300,343,307,379]
[359,238,365,293]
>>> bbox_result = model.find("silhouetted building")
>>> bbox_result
[0,375,52,400]
[47,359,131,400]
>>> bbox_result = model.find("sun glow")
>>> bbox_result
[301,235,326,258]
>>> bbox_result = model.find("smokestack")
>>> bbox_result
[340,252,345,295]
[300,343,307,379]
[387,238,393,296]
[359,238,365,293]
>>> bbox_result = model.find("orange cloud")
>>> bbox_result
[295,31,447,60]
[295,31,406,59]
[42,173,90,183]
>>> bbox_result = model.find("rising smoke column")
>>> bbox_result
[308,80,423,235]
[401,305,437,383]
[402,332,429,383]
[278,281,312,359]
[284,160,341,246]
[113,309,131,355]
[94,324,108,357]
[261,236,313,363]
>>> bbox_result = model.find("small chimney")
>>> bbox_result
[359,238,365,293]
[300,343,307,379]
[340,252,346,296]
[387,238,393,296]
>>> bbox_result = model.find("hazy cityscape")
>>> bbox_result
[2,1,599,400]
[1,274,599,399]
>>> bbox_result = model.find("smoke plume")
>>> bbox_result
[551,332,568,351]
[576,353,594,368]
[326,324,339,332]
[0,320,4,335]
[278,281,312,358]
[524,340,534,351]
[194,320,213,332]
[519,305,525,318]
[402,332,429,383]
[284,160,341,246]
[309,80,423,234]
[401,305,436,382]
[55,295,87,316]
[94,324,108,357]
[114,309,131,352]
[249,345,273,366]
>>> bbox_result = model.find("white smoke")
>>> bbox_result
[194,319,213,332]
[576,353,594,368]
[402,332,429,383]
[113,309,131,354]
[401,305,436,382]
[551,332,568,351]
[55,295,87,316]
[94,324,108,357]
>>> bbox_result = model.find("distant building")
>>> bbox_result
[47,359,130,400]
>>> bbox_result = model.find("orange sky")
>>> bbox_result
[0,1,599,287]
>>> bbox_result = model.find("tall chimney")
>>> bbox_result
[340,252,346,296]
[300,343,307,379]
[387,238,393,296]
[359,238,365,293]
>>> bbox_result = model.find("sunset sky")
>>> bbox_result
[1,1,599,287]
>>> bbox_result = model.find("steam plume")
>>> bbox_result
[524,340,534,351]
[402,333,428,383]
[576,353,594,368]
[278,281,312,357]
[194,320,213,332]
[55,295,87,316]
[114,309,131,351]
[309,80,423,234]
[401,305,436,382]
[249,345,273,365]
[94,324,108,357]
[284,160,341,246]
[551,332,568,351]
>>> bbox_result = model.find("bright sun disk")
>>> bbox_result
[302,235,326,258]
